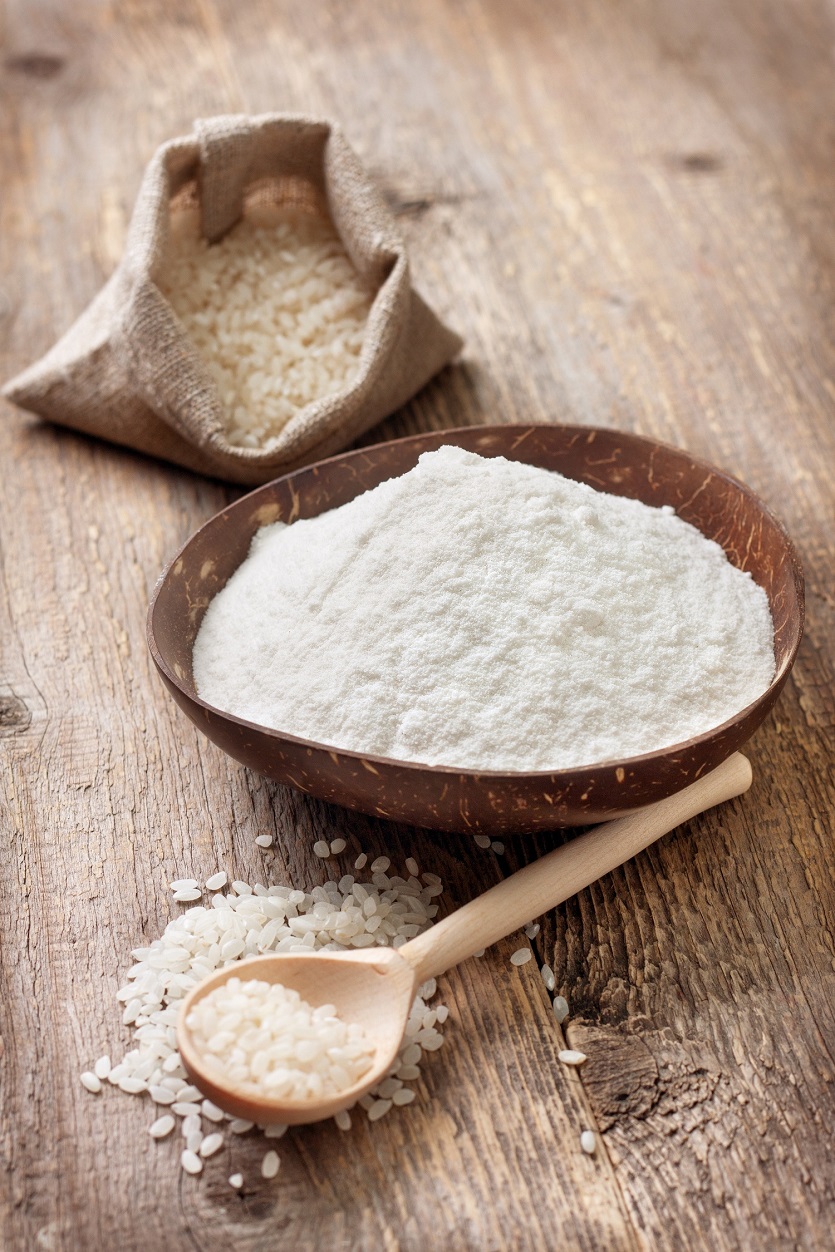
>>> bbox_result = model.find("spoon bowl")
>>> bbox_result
[176,753,752,1125]
[178,948,417,1124]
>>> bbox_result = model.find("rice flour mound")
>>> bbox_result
[193,446,775,771]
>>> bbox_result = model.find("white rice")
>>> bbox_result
[510,948,532,966]
[81,853,447,1179]
[199,1133,224,1158]
[580,1130,597,1155]
[158,205,374,450]
[185,977,375,1101]
[261,1149,280,1180]
[557,1049,587,1066]
[149,1115,175,1138]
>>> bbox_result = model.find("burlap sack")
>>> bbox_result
[3,114,462,485]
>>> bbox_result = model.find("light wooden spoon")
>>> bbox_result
[177,752,752,1125]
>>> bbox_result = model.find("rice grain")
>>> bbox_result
[510,949,532,966]
[261,1150,280,1179]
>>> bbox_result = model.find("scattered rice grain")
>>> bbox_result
[149,1115,175,1138]
[558,1050,587,1066]
[261,1150,280,1179]
[261,1123,287,1139]
[200,1133,224,1157]
[510,948,532,966]
[553,996,570,1024]
[181,1149,203,1175]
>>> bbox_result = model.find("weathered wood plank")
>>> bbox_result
[1,0,834,1249]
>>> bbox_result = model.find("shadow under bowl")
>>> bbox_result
[147,424,804,834]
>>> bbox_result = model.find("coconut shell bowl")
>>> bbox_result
[147,424,804,835]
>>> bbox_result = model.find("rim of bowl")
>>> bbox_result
[147,422,805,782]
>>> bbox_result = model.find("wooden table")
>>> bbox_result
[2,2,833,1248]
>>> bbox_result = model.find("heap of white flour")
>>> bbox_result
[193,446,775,771]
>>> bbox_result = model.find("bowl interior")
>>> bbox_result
[148,424,804,832]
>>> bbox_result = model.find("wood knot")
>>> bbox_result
[0,693,32,735]
[5,52,66,79]
[668,151,724,174]
[570,1026,660,1130]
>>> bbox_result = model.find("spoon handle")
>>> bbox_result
[400,752,752,984]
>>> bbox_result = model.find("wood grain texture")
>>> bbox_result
[0,0,833,1249]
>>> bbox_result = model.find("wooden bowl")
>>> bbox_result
[147,424,804,834]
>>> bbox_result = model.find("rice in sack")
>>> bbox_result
[3,114,462,484]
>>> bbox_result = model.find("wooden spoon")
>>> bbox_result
[177,752,752,1125]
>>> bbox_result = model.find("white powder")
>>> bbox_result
[193,446,775,771]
